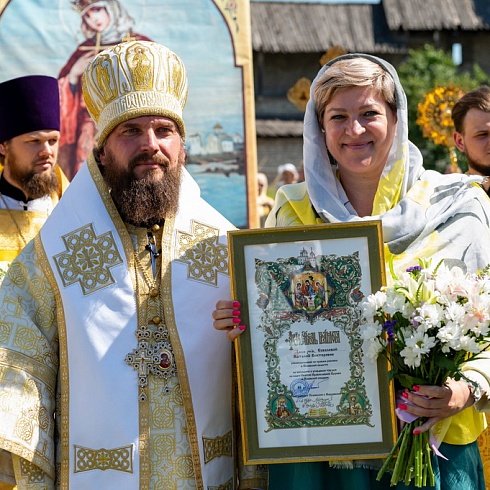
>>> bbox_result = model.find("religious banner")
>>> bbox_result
[0,0,257,228]
[229,221,396,463]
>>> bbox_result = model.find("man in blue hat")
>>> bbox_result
[0,75,69,284]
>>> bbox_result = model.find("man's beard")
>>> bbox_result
[101,150,184,227]
[7,152,59,200]
[466,152,490,176]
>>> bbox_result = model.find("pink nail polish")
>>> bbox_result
[413,385,420,391]
[232,301,241,308]
[233,318,241,324]
[398,404,407,410]
[402,392,409,399]
[232,310,240,316]
[239,325,246,331]
[413,430,420,435]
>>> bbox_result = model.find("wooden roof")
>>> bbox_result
[251,2,401,54]
[255,119,304,137]
[383,0,490,30]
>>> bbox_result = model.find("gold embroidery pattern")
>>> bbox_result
[150,378,195,488]
[202,431,233,464]
[20,458,46,484]
[0,321,12,343]
[208,478,233,490]
[0,243,58,481]
[175,221,228,286]
[53,224,123,295]
[35,236,67,486]
[73,445,134,473]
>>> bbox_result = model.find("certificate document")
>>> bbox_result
[230,222,396,463]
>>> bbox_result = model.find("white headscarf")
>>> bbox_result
[268,53,490,273]
[303,53,423,223]
[81,0,136,44]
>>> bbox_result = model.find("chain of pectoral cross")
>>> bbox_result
[125,231,176,402]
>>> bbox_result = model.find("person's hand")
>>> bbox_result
[398,378,475,433]
[212,299,246,341]
[69,51,95,85]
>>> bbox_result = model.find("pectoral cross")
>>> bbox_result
[125,341,161,402]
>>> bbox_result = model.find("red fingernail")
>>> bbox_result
[232,310,240,316]
[239,325,246,331]
[413,430,420,435]
[398,404,407,410]
[233,318,241,324]
[402,392,409,399]
[233,301,241,308]
[413,385,420,391]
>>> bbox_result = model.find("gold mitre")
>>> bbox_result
[82,40,188,147]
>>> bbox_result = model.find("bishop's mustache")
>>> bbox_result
[129,153,170,169]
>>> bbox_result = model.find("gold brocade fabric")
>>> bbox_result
[0,232,196,490]
[127,225,196,489]
[477,415,490,489]
[0,179,265,489]
[0,245,58,489]
[0,209,49,264]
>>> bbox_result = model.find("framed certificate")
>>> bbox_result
[228,220,396,464]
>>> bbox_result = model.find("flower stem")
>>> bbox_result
[390,423,413,485]
[376,423,407,482]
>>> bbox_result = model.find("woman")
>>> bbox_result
[58,0,151,180]
[214,54,490,489]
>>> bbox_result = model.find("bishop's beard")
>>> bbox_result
[101,149,184,228]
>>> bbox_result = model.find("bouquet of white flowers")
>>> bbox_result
[360,259,490,487]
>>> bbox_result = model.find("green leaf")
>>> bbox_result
[434,355,458,373]
[397,373,429,389]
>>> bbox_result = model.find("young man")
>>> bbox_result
[0,40,266,490]
[452,85,490,196]
[0,75,68,281]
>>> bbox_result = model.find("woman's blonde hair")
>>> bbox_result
[314,57,396,126]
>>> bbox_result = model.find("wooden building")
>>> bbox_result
[252,0,490,183]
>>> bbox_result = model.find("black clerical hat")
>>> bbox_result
[0,75,60,143]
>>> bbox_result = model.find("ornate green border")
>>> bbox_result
[255,251,373,431]
[229,221,396,464]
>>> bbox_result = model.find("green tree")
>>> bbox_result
[398,44,489,171]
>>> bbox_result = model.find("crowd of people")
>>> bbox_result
[0,35,490,490]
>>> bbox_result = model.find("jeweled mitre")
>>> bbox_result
[82,40,188,146]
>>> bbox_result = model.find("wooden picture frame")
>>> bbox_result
[229,220,396,464]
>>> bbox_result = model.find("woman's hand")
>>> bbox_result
[399,378,475,433]
[212,299,246,341]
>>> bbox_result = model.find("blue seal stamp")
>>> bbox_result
[290,379,311,397]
